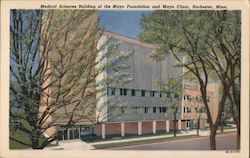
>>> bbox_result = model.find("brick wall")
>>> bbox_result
[181,121,187,130]
[94,123,102,136]
[169,120,178,130]
[125,122,138,135]
[94,120,195,137]
[105,123,121,135]
[142,122,153,134]
[156,121,166,132]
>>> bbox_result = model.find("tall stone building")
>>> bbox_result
[43,30,221,140]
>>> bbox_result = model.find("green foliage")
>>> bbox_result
[140,10,240,77]
[140,10,241,149]
[157,76,182,111]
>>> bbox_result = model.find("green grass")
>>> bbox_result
[10,129,58,149]
[92,130,237,150]
[217,130,236,135]
[10,130,32,149]
[92,135,198,149]
[9,117,57,149]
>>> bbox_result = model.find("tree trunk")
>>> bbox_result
[236,122,240,150]
[197,117,200,136]
[220,119,224,132]
[32,136,40,149]
[209,127,217,150]
[173,112,177,137]
[31,129,43,149]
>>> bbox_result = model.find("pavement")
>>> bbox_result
[44,140,94,150]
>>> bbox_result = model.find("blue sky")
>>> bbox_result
[99,11,152,39]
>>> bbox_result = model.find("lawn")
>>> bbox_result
[92,135,198,149]
[9,117,57,149]
[92,130,237,150]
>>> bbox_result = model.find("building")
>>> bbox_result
[43,31,221,140]
[182,83,220,130]
[94,31,183,139]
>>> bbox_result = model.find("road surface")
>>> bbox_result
[109,133,237,150]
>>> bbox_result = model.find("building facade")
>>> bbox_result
[47,31,221,141]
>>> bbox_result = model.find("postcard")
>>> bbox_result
[0,0,249,158]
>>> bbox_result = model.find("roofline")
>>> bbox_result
[103,31,157,49]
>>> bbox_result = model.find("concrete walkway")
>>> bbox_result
[44,140,94,150]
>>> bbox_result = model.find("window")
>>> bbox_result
[144,107,148,113]
[136,90,141,97]
[133,107,138,113]
[58,131,63,140]
[132,89,135,96]
[196,96,202,102]
[154,92,159,97]
[74,129,79,139]
[120,89,128,96]
[162,107,167,113]
[184,107,191,113]
[184,95,192,101]
[159,107,162,113]
[150,91,155,97]
[176,107,181,114]
[186,121,190,128]
[159,92,162,98]
[111,88,115,95]
[153,107,157,113]
[121,107,125,114]
[120,89,123,96]
[188,95,193,100]
[145,91,150,97]
[63,130,68,140]
[124,89,127,96]
[141,90,145,97]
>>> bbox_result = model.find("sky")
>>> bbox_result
[99,11,152,39]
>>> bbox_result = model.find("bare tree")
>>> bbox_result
[10,10,130,149]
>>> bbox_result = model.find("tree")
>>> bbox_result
[140,10,240,150]
[220,101,231,133]
[157,76,182,137]
[10,10,130,149]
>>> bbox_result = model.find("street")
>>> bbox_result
[109,133,237,150]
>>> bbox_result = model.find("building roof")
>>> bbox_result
[103,31,157,49]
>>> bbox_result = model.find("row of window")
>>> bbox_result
[108,87,163,98]
[108,88,210,102]
[183,106,206,113]
[108,106,207,115]
[108,106,181,115]
[183,95,210,102]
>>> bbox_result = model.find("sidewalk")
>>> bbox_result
[89,128,236,146]
[44,140,94,150]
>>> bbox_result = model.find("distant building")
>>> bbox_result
[182,83,220,130]
[43,31,221,140]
